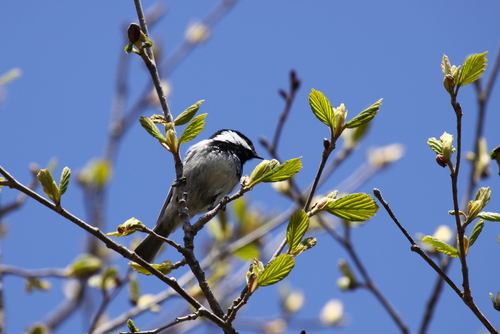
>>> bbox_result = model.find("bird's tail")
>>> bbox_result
[134,223,172,263]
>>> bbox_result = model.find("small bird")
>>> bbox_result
[134,129,263,262]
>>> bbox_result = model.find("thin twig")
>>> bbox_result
[374,188,497,333]
[319,217,410,333]
[0,166,231,331]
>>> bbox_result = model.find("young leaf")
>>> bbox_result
[127,319,140,333]
[325,193,379,221]
[286,210,309,252]
[174,100,204,126]
[289,237,317,256]
[469,219,484,247]
[67,254,103,278]
[258,254,295,287]
[441,54,451,75]
[129,261,174,275]
[477,212,500,222]
[139,116,166,142]
[246,157,302,188]
[309,89,335,128]
[427,137,442,155]
[261,157,302,182]
[345,99,383,129]
[421,236,459,257]
[233,243,260,261]
[458,52,488,87]
[178,113,207,145]
[59,167,71,196]
[37,169,60,204]
[474,187,491,207]
[107,218,146,237]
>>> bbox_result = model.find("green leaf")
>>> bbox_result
[345,99,383,129]
[107,217,146,237]
[477,212,500,222]
[26,323,50,334]
[127,319,140,333]
[441,55,451,75]
[174,100,204,126]
[422,236,459,257]
[67,254,102,278]
[325,193,379,221]
[427,137,442,154]
[233,243,260,261]
[128,275,140,304]
[258,254,295,287]
[79,159,113,188]
[178,113,207,145]
[309,89,335,128]
[458,52,488,86]
[129,260,174,275]
[37,169,60,204]
[289,237,317,256]
[474,187,491,207]
[246,157,303,188]
[59,167,71,196]
[286,210,309,252]
[25,277,51,293]
[139,116,166,142]
[469,219,484,247]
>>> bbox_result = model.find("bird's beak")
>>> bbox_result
[254,153,264,160]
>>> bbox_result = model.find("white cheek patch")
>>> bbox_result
[213,131,252,151]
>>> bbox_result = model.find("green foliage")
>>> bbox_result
[233,244,260,261]
[129,260,174,276]
[59,167,71,196]
[25,277,51,293]
[26,323,49,334]
[246,158,302,188]
[89,266,119,291]
[324,193,379,221]
[427,137,442,155]
[258,254,295,287]
[139,116,167,142]
[477,212,500,222]
[37,167,71,206]
[67,254,103,278]
[174,100,204,126]
[288,237,317,256]
[37,169,60,204]
[441,55,452,76]
[309,89,334,129]
[345,99,383,129]
[468,219,484,247]
[107,217,146,237]
[127,319,140,333]
[178,113,207,145]
[128,275,140,305]
[458,52,488,87]
[421,236,459,257]
[286,210,309,252]
[467,187,491,223]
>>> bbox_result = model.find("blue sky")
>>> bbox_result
[2,1,500,333]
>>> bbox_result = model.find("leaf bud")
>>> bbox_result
[440,132,454,161]
[443,74,455,94]
[436,154,448,168]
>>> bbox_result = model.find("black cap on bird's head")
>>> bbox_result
[210,129,263,163]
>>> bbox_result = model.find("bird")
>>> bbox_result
[134,129,263,262]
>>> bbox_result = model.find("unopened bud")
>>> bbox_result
[436,154,448,168]
[443,74,455,94]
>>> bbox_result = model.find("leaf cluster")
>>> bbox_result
[139,100,206,155]
[36,167,71,206]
